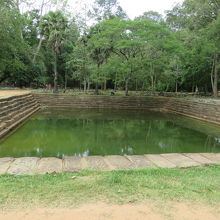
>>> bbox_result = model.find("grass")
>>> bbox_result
[0,165,220,209]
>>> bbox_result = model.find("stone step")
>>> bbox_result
[0,100,38,123]
[0,105,40,139]
[0,93,32,102]
[0,100,35,113]
[0,97,36,114]
[11,104,39,121]
[0,122,7,132]
[0,153,219,175]
[0,94,33,107]
[0,99,37,118]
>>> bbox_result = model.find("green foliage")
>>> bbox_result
[0,0,30,85]
[0,0,219,96]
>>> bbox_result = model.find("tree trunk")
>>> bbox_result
[15,0,24,40]
[114,81,117,91]
[151,75,156,91]
[104,80,107,91]
[84,78,86,92]
[87,79,90,90]
[154,76,157,90]
[95,64,100,95]
[151,75,154,90]
[32,0,46,64]
[166,83,169,92]
[64,70,67,93]
[95,82,98,95]
[114,72,117,91]
[213,61,218,98]
[125,78,129,96]
[150,63,155,91]
[211,55,215,93]
[53,53,58,93]
[141,81,145,91]
[211,54,219,98]
[32,38,43,64]
[175,80,178,93]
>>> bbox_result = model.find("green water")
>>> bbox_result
[0,109,220,158]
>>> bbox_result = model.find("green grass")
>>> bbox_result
[0,165,220,209]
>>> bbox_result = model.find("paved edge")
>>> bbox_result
[0,153,219,175]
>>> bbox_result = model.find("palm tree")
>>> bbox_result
[40,11,68,93]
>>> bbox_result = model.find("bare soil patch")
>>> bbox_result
[0,90,31,98]
[0,202,219,220]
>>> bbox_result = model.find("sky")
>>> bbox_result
[118,0,183,19]
[21,0,184,20]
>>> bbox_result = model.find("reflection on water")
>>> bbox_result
[0,108,220,158]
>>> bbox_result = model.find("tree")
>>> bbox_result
[90,18,180,95]
[0,0,30,86]
[207,15,220,97]
[31,0,51,64]
[40,11,68,92]
[135,11,163,23]
[88,24,112,94]
[166,0,220,96]
[67,36,94,92]
[91,0,127,21]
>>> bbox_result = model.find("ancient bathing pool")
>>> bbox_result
[0,109,220,158]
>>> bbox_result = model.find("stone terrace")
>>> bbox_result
[0,93,40,139]
[0,153,220,175]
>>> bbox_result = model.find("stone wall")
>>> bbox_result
[33,94,220,125]
[165,98,220,125]
[33,94,169,110]
[0,93,40,138]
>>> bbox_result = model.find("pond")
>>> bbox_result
[0,108,220,158]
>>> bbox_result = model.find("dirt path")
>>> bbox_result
[0,90,31,98]
[0,202,219,220]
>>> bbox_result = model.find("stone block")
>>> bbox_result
[63,156,84,172]
[145,154,176,168]
[161,153,200,168]
[126,155,155,168]
[0,157,14,175]
[36,157,62,174]
[200,153,220,163]
[184,153,214,165]
[7,157,39,175]
[85,156,110,170]
[104,155,135,170]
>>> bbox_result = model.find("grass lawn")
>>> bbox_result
[0,165,220,209]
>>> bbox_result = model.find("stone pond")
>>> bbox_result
[0,93,220,174]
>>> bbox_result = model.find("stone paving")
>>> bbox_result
[0,153,219,175]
